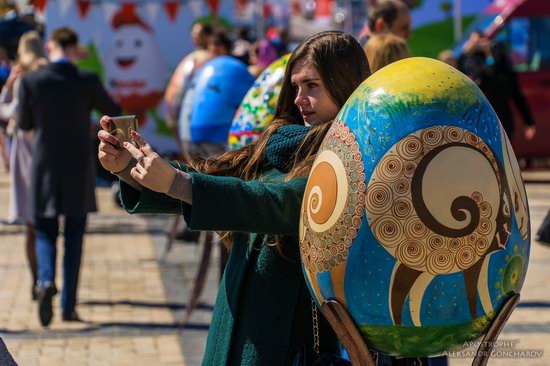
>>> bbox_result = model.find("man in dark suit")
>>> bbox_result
[18,27,121,327]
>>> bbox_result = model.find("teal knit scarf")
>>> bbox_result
[265,124,312,172]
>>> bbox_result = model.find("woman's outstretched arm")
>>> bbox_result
[179,172,307,236]
[119,130,307,236]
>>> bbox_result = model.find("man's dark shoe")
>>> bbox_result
[536,235,550,246]
[62,311,82,322]
[31,285,38,301]
[37,284,57,327]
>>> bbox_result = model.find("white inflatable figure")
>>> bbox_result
[105,5,166,125]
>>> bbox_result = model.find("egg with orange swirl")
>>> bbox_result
[299,57,530,357]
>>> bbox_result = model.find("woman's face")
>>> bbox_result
[291,59,339,126]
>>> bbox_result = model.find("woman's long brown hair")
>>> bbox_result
[189,31,371,249]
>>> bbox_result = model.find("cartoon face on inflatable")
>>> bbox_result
[299,58,530,357]
[105,11,166,124]
[228,54,290,151]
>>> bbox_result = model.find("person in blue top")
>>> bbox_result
[98,31,370,365]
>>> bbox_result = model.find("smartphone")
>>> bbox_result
[109,115,138,149]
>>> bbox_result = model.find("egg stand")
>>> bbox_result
[320,299,376,365]
[470,293,520,366]
[320,293,520,366]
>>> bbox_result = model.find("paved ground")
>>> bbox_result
[0,170,218,366]
[0,168,549,365]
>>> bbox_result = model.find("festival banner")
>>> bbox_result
[43,0,235,155]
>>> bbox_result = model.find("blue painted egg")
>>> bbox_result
[188,56,255,143]
[299,57,530,357]
[228,54,290,151]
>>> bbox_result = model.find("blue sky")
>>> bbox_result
[412,0,493,27]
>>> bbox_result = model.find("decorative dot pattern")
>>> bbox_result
[300,121,366,273]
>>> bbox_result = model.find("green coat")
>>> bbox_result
[120,167,340,365]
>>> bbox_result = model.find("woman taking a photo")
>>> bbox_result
[98,31,370,365]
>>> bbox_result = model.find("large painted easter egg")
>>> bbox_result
[228,54,290,151]
[188,56,255,143]
[299,58,530,357]
[165,49,211,106]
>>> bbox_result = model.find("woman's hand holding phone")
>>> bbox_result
[97,115,133,173]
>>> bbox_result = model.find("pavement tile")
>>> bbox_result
[0,171,205,365]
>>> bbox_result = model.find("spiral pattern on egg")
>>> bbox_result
[395,136,423,161]
[443,126,464,142]
[427,234,445,250]
[300,121,366,273]
[371,217,402,247]
[426,249,454,274]
[366,126,512,275]
[376,155,403,180]
[393,178,410,195]
[396,240,426,269]
[420,126,444,147]
[365,182,393,215]
[392,198,412,219]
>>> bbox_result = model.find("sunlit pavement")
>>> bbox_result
[0,169,218,366]
[1,167,549,365]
